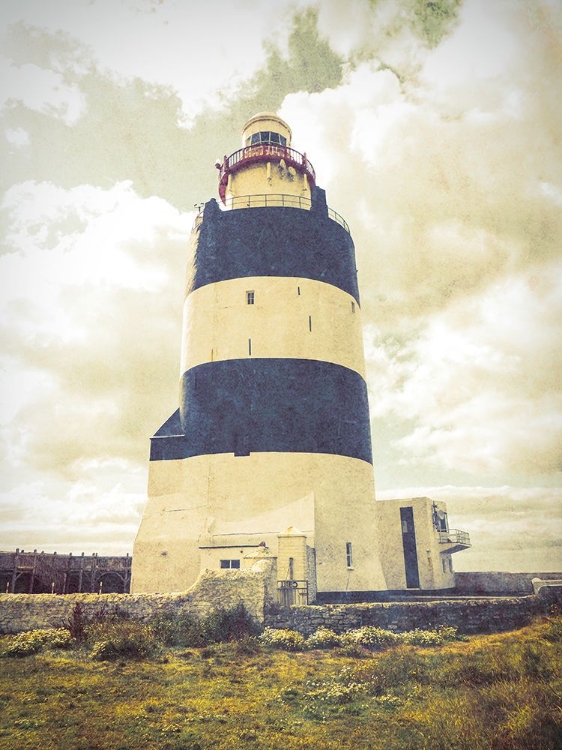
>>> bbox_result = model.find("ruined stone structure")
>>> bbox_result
[0,549,131,595]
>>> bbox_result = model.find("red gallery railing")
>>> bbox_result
[218,144,316,203]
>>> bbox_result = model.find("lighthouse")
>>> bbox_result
[131,112,386,597]
[131,113,470,599]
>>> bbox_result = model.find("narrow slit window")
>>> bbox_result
[351,301,355,313]
[297,286,301,296]
[246,290,255,305]
[308,315,312,332]
[346,542,353,568]
[248,339,252,356]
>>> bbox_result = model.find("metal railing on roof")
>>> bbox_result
[195,193,350,233]
[438,529,471,546]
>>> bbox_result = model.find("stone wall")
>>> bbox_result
[265,587,562,636]
[1,562,560,637]
[0,559,276,634]
[454,571,562,595]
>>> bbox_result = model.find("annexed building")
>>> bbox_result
[132,113,470,601]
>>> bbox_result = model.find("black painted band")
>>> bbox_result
[189,187,360,303]
[150,358,372,464]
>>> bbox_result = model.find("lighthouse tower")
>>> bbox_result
[132,113,387,597]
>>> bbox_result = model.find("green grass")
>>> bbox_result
[0,614,560,749]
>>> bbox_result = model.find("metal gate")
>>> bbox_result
[277,580,309,607]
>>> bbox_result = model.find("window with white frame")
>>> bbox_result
[220,559,241,569]
[246,290,255,305]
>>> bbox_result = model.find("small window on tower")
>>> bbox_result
[246,291,255,305]
[351,301,355,313]
[346,542,353,568]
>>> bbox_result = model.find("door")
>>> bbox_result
[400,507,420,589]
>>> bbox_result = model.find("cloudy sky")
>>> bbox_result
[0,0,560,572]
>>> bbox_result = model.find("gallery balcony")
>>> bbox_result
[217,144,316,203]
[438,529,471,554]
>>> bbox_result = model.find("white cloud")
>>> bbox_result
[0,0,297,124]
[0,181,192,480]
[422,0,520,87]
[365,268,562,476]
[0,58,86,124]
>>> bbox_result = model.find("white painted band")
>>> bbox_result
[180,276,366,377]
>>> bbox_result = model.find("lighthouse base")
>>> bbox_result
[131,444,386,595]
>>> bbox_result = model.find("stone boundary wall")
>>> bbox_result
[265,587,562,636]
[1,565,560,637]
[454,571,562,595]
[0,560,276,634]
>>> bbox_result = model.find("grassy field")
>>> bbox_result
[0,612,560,750]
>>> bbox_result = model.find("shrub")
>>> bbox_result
[64,603,87,642]
[543,614,562,643]
[303,677,368,706]
[2,628,73,658]
[151,611,205,648]
[259,628,305,651]
[201,603,260,643]
[152,603,259,647]
[349,649,431,692]
[398,625,459,647]
[90,621,157,661]
[305,627,342,649]
[341,626,401,650]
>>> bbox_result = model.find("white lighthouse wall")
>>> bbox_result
[226,162,311,203]
[132,451,385,594]
[131,458,208,593]
[180,276,366,377]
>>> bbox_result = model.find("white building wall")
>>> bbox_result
[376,497,456,591]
